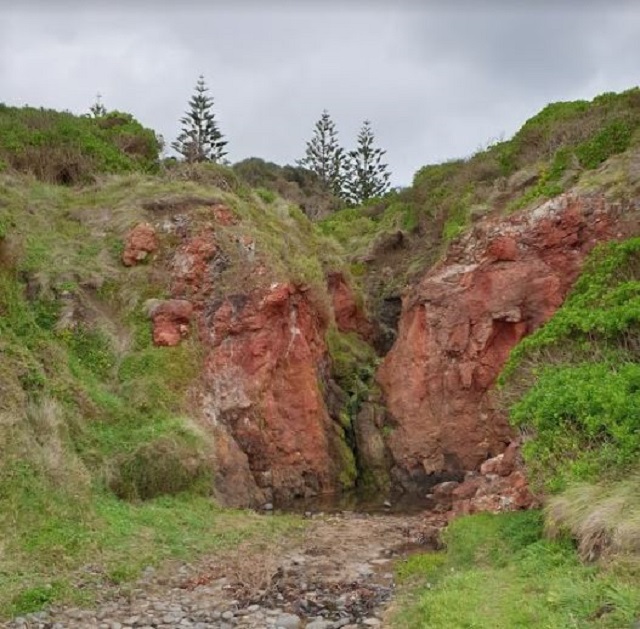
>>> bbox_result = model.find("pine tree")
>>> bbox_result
[89,93,107,118]
[172,75,227,163]
[345,120,391,205]
[298,110,345,197]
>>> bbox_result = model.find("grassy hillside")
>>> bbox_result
[0,162,355,617]
[387,89,640,627]
[396,238,640,627]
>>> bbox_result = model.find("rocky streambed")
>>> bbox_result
[6,442,537,629]
[6,508,446,629]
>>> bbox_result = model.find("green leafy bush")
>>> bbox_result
[0,105,160,183]
[512,362,640,491]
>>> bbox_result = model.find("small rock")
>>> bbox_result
[363,619,382,627]
[306,620,332,629]
[263,502,274,511]
[222,610,235,620]
[275,613,301,629]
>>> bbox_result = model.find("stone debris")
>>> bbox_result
[7,512,442,629]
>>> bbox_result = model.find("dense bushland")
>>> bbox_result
[0,105,161,183]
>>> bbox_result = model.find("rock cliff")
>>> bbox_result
[121,199,367,506]
[377,193,630,491]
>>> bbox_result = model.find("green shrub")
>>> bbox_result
[0,105,160,183]
[108,433,213,501]
[512,362,640,491]
[575,119,634,169]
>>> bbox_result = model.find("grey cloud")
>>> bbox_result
[1,4,640,186]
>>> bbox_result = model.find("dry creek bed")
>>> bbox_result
[6,510,444,629]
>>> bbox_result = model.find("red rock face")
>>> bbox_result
[201,283,351,503]
[149,299,193,347]
[122,222,158,266]
[150,227,354,504]
[327,272,374,340]
[171,230,218,299]
[377,194,626,490]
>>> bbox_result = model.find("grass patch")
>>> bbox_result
[392,511,640,628]
[0,490,302,618]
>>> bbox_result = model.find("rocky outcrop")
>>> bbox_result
[377,193,628,491]
[201,283,355,505]
[147,299,193,347]
[122,222,158,266]
[122,206,359,507]
[327,272,374,340]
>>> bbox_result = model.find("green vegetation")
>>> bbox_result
[500,238,640,492]
[392,511,640,628]
[0,105,160,183]
[326,328,379,488]
[232,156,343,219]
[546,473,640,561]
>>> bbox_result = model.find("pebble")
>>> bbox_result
[306,620,333,629]
[275,613,301,628]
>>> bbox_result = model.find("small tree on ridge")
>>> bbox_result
[345,120,391,205]
[298,109,345,197]
[172,75,227,163]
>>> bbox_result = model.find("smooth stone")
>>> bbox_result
[306,620,332,629]
[275,613,301,629]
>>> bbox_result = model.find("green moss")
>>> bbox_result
[335,427,358,490]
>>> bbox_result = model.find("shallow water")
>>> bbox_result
[273,487,435,515]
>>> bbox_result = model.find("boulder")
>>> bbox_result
[122,222,158,266]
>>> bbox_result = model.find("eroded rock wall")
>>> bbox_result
[124,207,363,506]
[377,193,628,491]
[201,283,354,506]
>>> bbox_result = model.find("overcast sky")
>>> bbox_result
[2,2,640,186]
